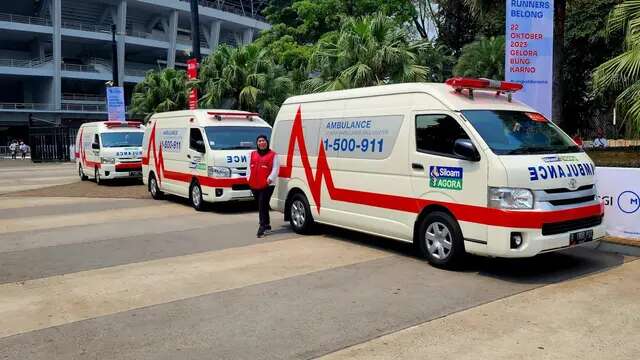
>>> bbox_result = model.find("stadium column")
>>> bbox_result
[167,10,179,69]
[242,28,254,45]
[116,0,127,87]
[206,21,221,51]
[52,0,61,111]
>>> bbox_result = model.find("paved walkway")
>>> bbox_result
[0,161,77,195]
[321,259,640,360]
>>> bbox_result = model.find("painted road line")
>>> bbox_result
[0,211,253,253]
[0,203,195,234]
[320,259,640,360]
[0,236,390,338]
[0,197,125,210]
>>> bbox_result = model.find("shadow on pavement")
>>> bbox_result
[315,223,629,286]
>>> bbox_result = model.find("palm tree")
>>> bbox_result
[199,44,293,124]
[453,36,505,79]
[303,13,430,93]
[593,0,640,135]
[130,68,188,123]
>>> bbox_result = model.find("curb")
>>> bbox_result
[596,237,640,257]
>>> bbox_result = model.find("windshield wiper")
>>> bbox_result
[506,146,553,155]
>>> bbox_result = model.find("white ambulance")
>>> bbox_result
[141,110,272,210]
[75,121,145,184]
[270,78,605,268]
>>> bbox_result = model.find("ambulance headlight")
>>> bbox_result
[100,157,115,164]
[488,187,534,209]
[208,166,231,178]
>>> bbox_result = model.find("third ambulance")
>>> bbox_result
[269,78,605,268]
[142,110,272,210]
[75,121,145,184]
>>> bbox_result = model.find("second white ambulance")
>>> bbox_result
[142,110,272,210]
[269,78,605,268]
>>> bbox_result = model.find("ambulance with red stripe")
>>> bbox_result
[75,121,145,184]
[270,78,605,268]
[141,110,272,210]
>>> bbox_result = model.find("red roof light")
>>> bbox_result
[445,77,523,93]
[104,121,142,128]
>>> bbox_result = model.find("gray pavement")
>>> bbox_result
[0,161,77,194]
[0,163,637,359]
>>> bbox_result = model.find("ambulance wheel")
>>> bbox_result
[190,180,206,211]
[417,211,465,269]
[289,193,314,234]
[79,164,88,181]
[148,173,163,200]
[94,168,102,185]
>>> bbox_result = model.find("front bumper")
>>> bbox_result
[201,184,254,203]
[98,163,142,179]
[483,222,606,258]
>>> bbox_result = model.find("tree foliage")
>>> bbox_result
[302,14,430,92]
[593,0,640,135]
[130,68,188,122]
[453,36,505,79]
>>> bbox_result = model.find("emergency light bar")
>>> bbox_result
[207,111,259,121]
[445,77,523,102]
[104,121,142,128]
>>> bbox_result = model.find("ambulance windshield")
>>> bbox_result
[100,132,143,148]
[461,110,580,155]
[204,126,272,150]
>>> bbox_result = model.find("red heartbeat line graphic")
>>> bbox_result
[77,128,100,169]
[142,122,166,185]
[277,106,603,228]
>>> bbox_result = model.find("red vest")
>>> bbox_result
[249,150,276,190]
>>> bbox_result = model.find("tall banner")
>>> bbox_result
[596,167,640,240]
[106,86,126,121]
[505,0,554,120]
[187,58,198,110]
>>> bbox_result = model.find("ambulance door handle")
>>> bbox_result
[412,163,424,171]
[187,154,191,159]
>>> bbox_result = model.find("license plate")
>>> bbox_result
[570,229,593,245]
[129,171,142,177]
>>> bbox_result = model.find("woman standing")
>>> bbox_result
[247,134,279,237]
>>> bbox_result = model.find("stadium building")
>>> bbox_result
[0,0,268,160]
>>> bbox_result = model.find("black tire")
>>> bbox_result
[148,173,163,200]
[79,164,88,181]
[288,193,315,234]
[417,211,465,269]
[189,180,206,211]
[94,168,102,185]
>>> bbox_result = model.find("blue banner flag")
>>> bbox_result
[106,86,126,122]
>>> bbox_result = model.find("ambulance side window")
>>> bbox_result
[415,114,469,157]
[190,128,205,152]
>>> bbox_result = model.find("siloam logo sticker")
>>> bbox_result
[429,166,463,191]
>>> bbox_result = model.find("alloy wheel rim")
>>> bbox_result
[192,185,201,207]
[425,222,452,260]
[291,200,306,228]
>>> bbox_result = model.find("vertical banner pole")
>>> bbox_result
[506,0,554,120]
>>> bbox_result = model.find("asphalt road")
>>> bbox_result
[0,163,637,359]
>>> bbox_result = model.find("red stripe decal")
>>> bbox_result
[278,107,604,229]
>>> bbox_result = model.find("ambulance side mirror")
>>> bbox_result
[194,140,206,153]
[454,139,480,162]
[91,142,100,150]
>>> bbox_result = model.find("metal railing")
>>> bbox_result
[61,103,106,112]
[61,63,98,72]
[178,0,266,21]
[0,56,52,68]
[61,20,110,33]
[125,68,149,77]
[62,93,105,102]
[0,12,51,26]
[0,103,55,111]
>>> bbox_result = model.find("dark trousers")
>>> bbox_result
[252,186,275,227]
